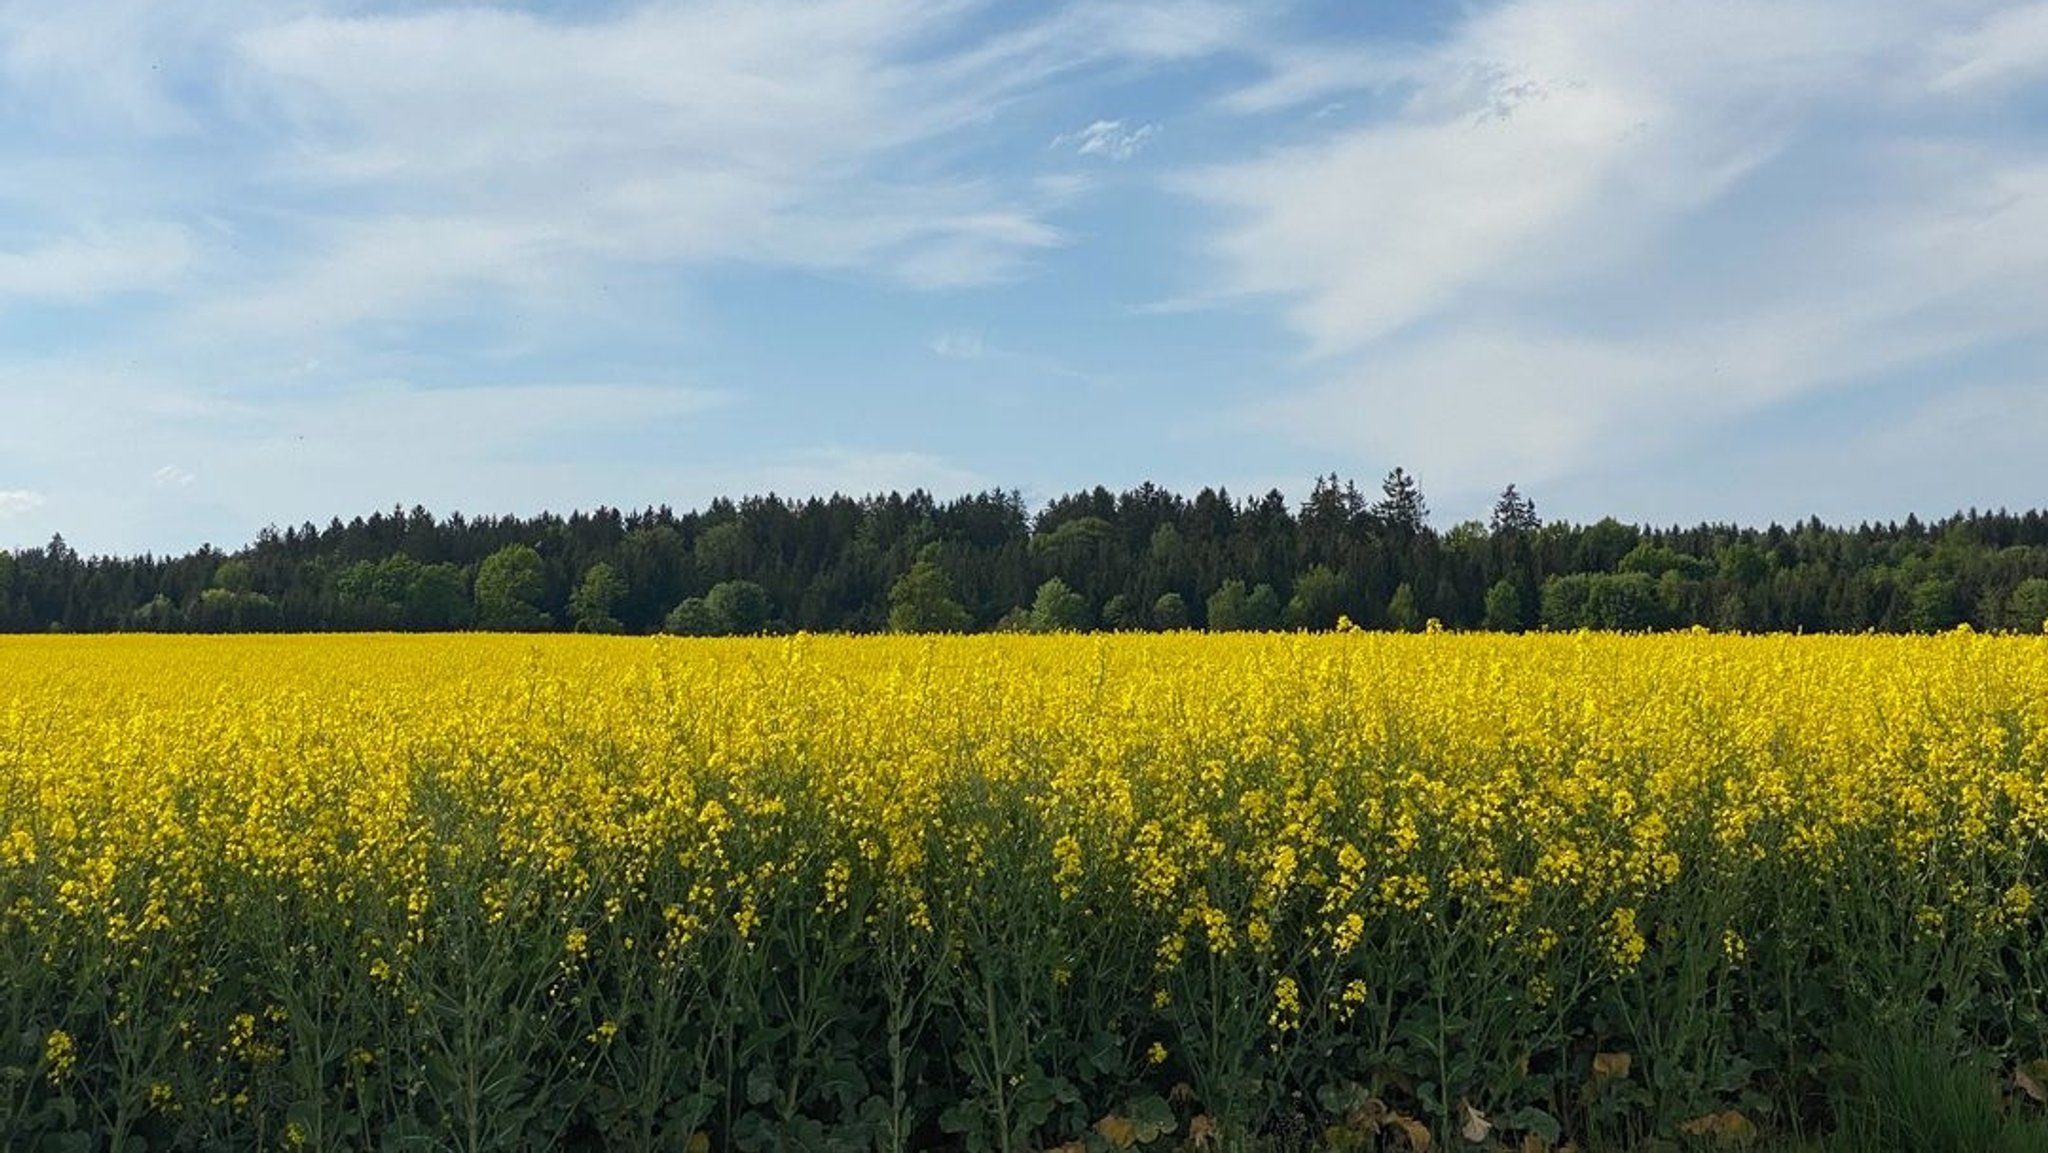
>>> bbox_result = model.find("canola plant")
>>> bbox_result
[2,631,2044,1150]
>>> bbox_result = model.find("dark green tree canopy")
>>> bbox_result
[1372,468,1428,535]
[5,481,2048,637]
[1489,484,1539,534]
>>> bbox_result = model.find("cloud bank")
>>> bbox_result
[1183,0,2048,520]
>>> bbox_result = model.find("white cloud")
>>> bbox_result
[0,222,194,302]
[0,0,252,135]
[1059,2,1250,61]
[1053,119,1159,161]
[1179,0,2048,501]
[1926,2,2048,94]
[929,331,986,358]
[151,465,195,488]
[182,0,1153,339]
[1217,46,1423,115]
[0,489,45,519]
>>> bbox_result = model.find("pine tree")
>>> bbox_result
[1373,468,1429,535]
[1490,484,1540,534]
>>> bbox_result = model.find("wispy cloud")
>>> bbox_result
[1925,2,2048,94]
[0,223,194,303]
[0,489,45,519]
[928,331,987,359]
[0,0,1253,551]
[923,328,1102,384]
[5,0,2043,552]
[200,0,1138,332]
[1053,119,1160,160]
[1178,0,2048,514]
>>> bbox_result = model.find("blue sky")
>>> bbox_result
[3,0,2047,556]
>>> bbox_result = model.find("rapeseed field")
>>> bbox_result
[2,632,2043,1150]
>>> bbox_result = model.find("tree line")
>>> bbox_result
[3,471,2048,635]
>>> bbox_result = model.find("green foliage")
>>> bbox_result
[410,564,474,631]
[1243,582,1282,630]
[1386,582,1420,632]
[212,558,255,595]
[1206,580,1281,631]
[1285,566,1348,630]
[1619,543,1712,580]
[1909,577,1961,632]
[1718,542,1771,587]
[887,561,972,634]
[2010,577,2048,632]
[1824,1025,2048,1153]
[1542,572,1666,631]
[694,521,745,580]
[1150,593,1188,631]
[1372,467,1428,534]
[1716,591,1753,633]
[192,586,279,632]
[664,597,720,636]
[476,545,551,631]
[1029,578,1090,633]
[1099,594,1141,631]
[131,594,180,631]
[706,580,771,634]
[8,480,2048,637]
[1031,516,1115,558]
[1482,579,1524,632]
[337,555,473,630]
[1490,484,1540,534]
[1205,580,1250,631]
[569,563,629,633]
[1579,517,1643,571]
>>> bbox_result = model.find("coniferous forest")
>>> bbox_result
[4,471,2048,636]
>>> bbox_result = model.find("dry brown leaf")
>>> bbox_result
[1521,1136,1551,1153]
[1592,1052,1632,1081]
[1389,1112,1432,1151]
[1187,1113,1219,1150]
[1094,1114,1138,1150]
[1678,1109,1757,1144]
[1459,1100,1493,1144]
[2016,1061,2048,1104]
[1169,1081,1199,1107]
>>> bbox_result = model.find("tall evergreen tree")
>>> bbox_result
[1490,484,1540,534]
[1373,468,1429,535]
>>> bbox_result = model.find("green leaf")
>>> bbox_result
[1316,1081,1371,1117]
[1127,1094,1176,1142]
[1504,1106,1560,1144]
[939,1101,980,1134]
